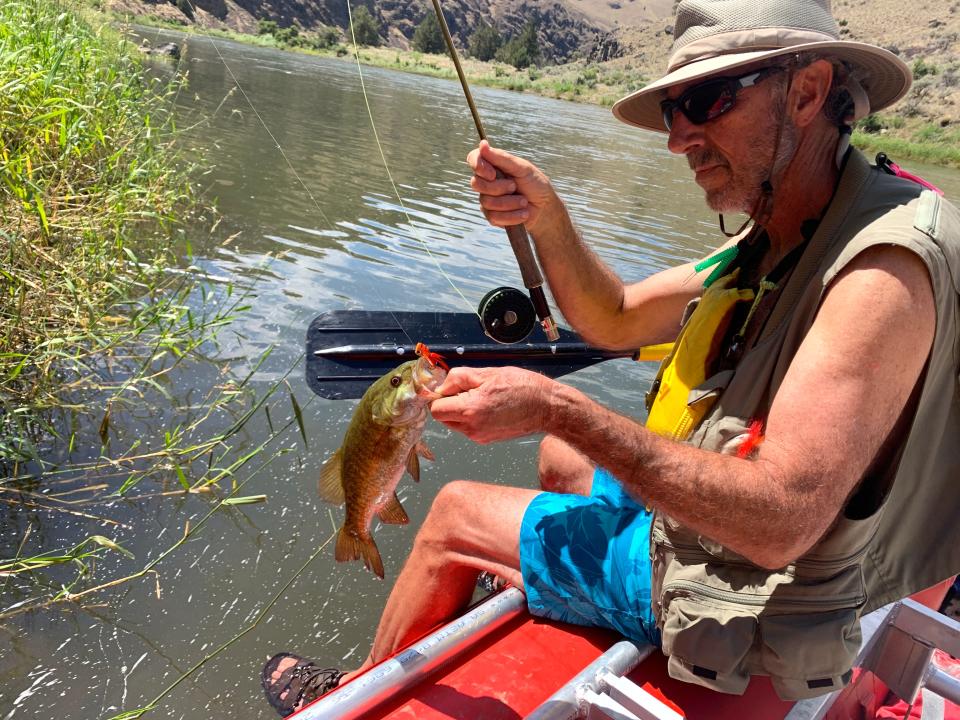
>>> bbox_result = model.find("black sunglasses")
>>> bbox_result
[660,67,784,131]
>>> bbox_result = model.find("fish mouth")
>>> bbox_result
[412,356,447,398]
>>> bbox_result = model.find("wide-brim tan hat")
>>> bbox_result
[613,0,913,133]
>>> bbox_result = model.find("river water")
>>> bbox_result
[3,26,959,719]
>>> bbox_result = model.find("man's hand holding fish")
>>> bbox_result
[430,366,555,444]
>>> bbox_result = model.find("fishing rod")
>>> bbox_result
[428,0,561,344]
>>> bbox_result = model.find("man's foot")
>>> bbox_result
[261,652,344,717]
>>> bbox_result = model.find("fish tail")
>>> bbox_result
[335,527,385,579]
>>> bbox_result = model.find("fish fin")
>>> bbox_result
[416,440,435,462]
[405,447,421,482]
[378,493,410,525]
[335,528,384,579]
[318,450,345,504]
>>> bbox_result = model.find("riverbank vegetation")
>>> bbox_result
[2,0,182,464]
[130,16,649,105]
[849,55,960,167]
[1,0,309,612]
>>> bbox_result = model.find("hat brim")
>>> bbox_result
[612,41,912,133]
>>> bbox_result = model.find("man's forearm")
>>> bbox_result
[526,198,636,348]
[544,381,821,569]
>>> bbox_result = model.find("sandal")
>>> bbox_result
[261,652,345,717]
[476,570,508,593]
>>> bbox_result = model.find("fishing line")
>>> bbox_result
[179,0,476,319]
[197,31,336,231]
[345,0,478,317]
[104,527,337,720]
[170,2,409,349]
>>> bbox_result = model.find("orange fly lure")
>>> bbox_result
[415,342,449,371]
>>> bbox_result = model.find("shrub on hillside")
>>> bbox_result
[275,25,302,46]
[913,58,939,79]
[858,113,884,133]
[468,22,502,61]
[311,25,341,49]
[350,5,381,46]
[857,113,905,134]
[496,21,540,69]
[412,13,445,54]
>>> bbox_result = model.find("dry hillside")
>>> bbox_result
[114,0,960,134]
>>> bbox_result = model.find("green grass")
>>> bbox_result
[853,131,960,168]
[1,1,307,484]
[1,0,316,630]
[854,120,960,168]
[1,0,196,465]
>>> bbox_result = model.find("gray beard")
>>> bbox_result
[698,113,799,216]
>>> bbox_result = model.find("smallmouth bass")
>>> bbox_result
[318,344,448,578]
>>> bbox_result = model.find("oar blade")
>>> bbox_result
[306,311,625,400]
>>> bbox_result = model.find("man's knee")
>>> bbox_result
[415,481,531,576]
[538,435,594,495]
[416,480,481,550]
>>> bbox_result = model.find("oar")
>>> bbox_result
[306,310,651,400]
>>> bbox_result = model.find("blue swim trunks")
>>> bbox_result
[519,467,660,646]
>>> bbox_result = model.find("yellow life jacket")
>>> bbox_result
[642,270,755,441]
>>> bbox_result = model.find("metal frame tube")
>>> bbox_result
[294,587,527,719]
[925,667,960,707]
[526,640,655,720]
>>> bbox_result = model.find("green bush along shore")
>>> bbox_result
[2,0,188,469]
[1,1,309,615]
[0,0,264,483]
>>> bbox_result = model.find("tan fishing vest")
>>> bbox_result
[651,149,960,701]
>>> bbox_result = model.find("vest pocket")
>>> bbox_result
[660,596,756,695]
[653,520,870,701]
[659,582,865,699]
[757,608,861,699]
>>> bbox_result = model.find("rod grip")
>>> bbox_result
[503,224,544,289]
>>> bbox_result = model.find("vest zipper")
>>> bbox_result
[662,578,866,610]
[653,525,875,576]
[671,413,696,441]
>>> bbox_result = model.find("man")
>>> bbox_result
[263,0,960,714]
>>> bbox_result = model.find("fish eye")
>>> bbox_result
[390,375,402,387]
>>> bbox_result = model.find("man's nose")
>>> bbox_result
[666,112,705,156]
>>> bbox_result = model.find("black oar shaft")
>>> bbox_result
[314,343,628,361]
[306,311,631,399]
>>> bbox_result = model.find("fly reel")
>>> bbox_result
[477,286,536,344]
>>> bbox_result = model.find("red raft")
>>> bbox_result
[293,580,959,720]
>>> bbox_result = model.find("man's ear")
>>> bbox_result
[790,59,833,128]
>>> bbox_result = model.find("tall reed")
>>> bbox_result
[1,0,311,614]
[2,1,174,439]
[1,0,200,470]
